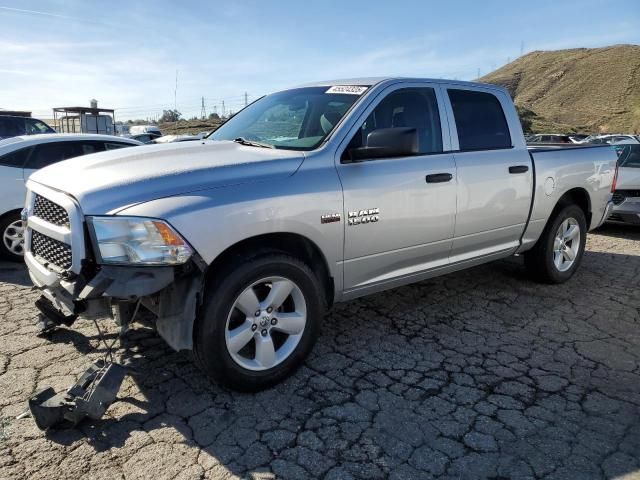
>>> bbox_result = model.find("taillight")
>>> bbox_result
[611,161,619,193]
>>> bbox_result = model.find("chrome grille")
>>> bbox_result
[31,230,72,270]
[33,194,69,226]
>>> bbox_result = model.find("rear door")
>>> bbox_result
[0,147,31,212]
[443,86,533,262]
[336,83,458,292]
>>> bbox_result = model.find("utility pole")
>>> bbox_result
[222,100,225,118]
[244,92,248,107]
[174,70,178,112]
[520,41,525,56]
[200,96,206,119]
[174,69,179,127]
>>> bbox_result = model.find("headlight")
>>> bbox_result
[87,216,193,265]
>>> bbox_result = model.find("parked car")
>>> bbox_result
[127,132,162,143]
[0,134,142,261]
[0,115,55,140]
[129,125,162,136]
[569,134,589,143]
[609,144,640,224]
[583,134,640,145]
[151,134,200,143]
[23,78,616,391]
[527,133,573,144]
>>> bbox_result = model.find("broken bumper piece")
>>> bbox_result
[28,360,128,430]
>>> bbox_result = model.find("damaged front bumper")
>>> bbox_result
[26,251,204,351]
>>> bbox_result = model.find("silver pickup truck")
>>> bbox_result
[23,78,617,391]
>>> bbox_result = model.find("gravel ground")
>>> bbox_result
[0,224,639,480]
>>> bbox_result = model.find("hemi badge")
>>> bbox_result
[321,213,341,224]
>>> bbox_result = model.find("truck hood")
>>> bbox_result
[28,140,305,214]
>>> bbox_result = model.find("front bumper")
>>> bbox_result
[608,197,640,225]
[28,250,176,318]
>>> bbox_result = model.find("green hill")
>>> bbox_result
[480,44,640,134]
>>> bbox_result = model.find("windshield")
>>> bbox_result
[209,86,367,150]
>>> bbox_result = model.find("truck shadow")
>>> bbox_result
[38,242,640,479]
[593,222,640,241]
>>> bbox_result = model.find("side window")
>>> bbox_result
[0,147,31,168]
[104,142,134,150]
[25,142,81,169]
[0,117,25,137]
[448,89,511,150]
[78,141,105,155]
[343,87,442,161]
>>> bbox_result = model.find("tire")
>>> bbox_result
[0,212,26,262]
[524,204,587,284]
[193,252,325,392]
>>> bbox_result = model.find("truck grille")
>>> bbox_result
[33,194,69,226]
[612,190,640,205]
[31,230,73,270]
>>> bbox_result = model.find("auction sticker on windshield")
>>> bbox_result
[326,85,368,95]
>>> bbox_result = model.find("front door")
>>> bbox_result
[336,84,458,293]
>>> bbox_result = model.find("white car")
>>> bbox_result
[583,134,640,145]
[0,134,142,261]
[129,125,162,136]
[609,144,640,224]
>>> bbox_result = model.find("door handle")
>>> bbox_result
[425,173,453,183]
[509,165,529,174]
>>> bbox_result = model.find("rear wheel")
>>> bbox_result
[524,204,587,283]
[193,252,324,392]
[0,212,26,262]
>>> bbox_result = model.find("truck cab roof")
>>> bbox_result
[296,77,509,93]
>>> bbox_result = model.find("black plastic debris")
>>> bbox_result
[28,360,127,430]
[35,296,78,334]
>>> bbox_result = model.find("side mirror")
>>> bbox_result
[348,127,419,162]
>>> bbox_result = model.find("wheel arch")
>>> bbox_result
[552,187,592,227]
[0,208,22,223]
[204,232,335,308]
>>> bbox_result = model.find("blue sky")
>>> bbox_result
[0,0,638,120]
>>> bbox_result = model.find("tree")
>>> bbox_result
[208,112,220,120]
[159,109,181,122]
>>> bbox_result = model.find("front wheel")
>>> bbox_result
[0,212,26,262]
[524,204,587,284]
[193,252,324,392]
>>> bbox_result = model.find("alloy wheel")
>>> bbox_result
[225,276,307,371]
[553,217,580,272]
[3,220,26,256]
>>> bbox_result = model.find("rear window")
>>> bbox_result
[104,142,133,150]
[25,119,54,135]
[448,89,511,151]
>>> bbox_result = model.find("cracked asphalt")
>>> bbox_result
[1,224,639,480]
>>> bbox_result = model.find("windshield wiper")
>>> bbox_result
[233,137,275,149]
